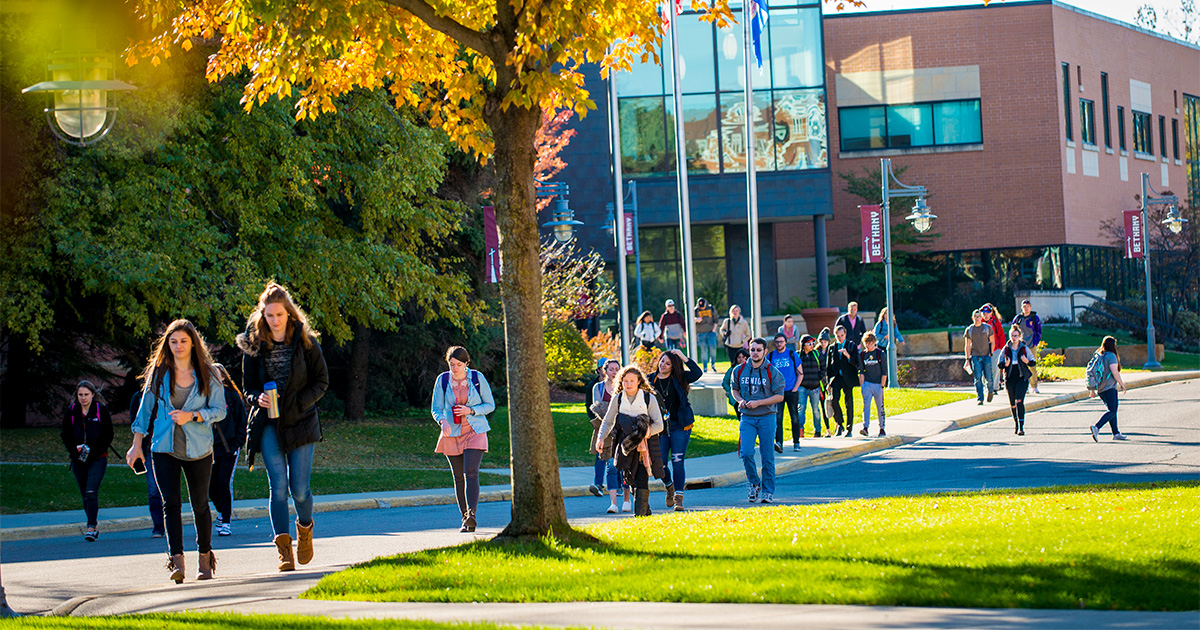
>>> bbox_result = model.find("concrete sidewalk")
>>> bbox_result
[4,370,1196,542]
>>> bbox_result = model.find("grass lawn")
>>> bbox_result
[306,482,1198,611]
[3,614,569,630]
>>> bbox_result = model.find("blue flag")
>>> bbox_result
[751,0,769,69]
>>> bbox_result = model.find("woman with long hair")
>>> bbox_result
[126,320,227,583]
[996,325,1036,436]
[431,346,496,532]
[633,311,661,350]
[61,380,113,542]
[589,358,631,513]
[652,349,702,511]
[1089,336,1128,441]
[237,282,329,572]
[596,365,664,516]
[209,364,247,536]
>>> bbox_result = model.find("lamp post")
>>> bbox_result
[21,31,136,146]
[1138,172,1181,370]
[538,182,583,244]
[880,158,936,388]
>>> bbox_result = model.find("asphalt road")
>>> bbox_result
[2,380,1196,617]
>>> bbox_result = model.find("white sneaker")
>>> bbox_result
[216,521,231,536]
[621,500,632,513]
[1090,426,1100,442]
[607,503,619,514]
[1113,433,1128,441]
[747,485,760,503]
[760,493,774,504]
[1032,386,1040,394]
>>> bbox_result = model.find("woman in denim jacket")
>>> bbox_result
[126,319,226,584]
[431,346,496,532]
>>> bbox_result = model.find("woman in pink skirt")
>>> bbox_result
[431,346,495,532]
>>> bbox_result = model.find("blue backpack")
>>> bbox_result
[1085,352,1109,391]
[440,370,481,400]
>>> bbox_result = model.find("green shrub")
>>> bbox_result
[1037,350,1065,382]
[544,319,594,385]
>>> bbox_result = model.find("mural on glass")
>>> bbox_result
[773,89,827,170]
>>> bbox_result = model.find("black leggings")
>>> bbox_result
[208,451,239,523]
[1006,377,1028,420]
[152,452,213,556]
[446,449,484,516]
[831,379,856,428]
[71,458,107,528]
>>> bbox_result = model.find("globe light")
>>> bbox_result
[904,197,937,233]
[542,196,583,243]
[1162,207,1187,234]
[21,32,136,146]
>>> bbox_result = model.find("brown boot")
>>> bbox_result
[673,492,684,511]
[664,484,675,509]
[167,554,185,584]
[274,533,295,572]
[296,520,314,565]
[197,550,216,580]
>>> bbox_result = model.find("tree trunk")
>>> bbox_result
[345,321,372,422]
[0,332,30,429]
[486,102,571,538]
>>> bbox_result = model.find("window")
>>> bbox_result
[719,92,773,173]
[1080,99,1096,145]
[838,99,981,152]
[1133,111,1152,154]
[683,94,721,175]
[618,97,674,175]
[1118,106,1126,151]
[1185,94,1199,206]
[1159,115,1168,157]
[1062,63,1072,140]
[1173,118,1180,159]
[1101,73,1111,148]
[769,8,823,89]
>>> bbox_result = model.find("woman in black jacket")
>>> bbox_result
[209,364,248,537]
[237,282,329,573]
[60,380,113,542]
[652,349,703,511]
[826,326,860,437]
[997,325,1036,436]
[797,335,826,438]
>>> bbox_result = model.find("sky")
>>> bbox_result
[822,0,1182,33]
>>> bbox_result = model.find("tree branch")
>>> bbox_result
[381,0,498,61]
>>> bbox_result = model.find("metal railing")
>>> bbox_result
[1069,290,1183,340]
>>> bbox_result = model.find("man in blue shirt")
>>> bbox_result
[731,339,786,504]
[767,333,803,452]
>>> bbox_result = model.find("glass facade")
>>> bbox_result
[1186,94,1199,206]
[614,1,827,178]
[624,225,729,315]
[838,99,981,151]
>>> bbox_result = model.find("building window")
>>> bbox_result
[1173,118,1181,160]
[1101,73,1111,149]
[1159,115,1168,157]
[1184,94,1198,206]
[838,99,981,152]
[1062,63,1072,140]
[1080,99,1096,145]
[1118,106,1126,151]
[1133,111,1152,154]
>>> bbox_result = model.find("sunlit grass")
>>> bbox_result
[306,482,1199,611]
[3,613,572,630]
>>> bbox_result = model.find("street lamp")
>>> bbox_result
[538,181,583,243]
[1138,172,1179,370]
[21,31,136,147]
[605,181,643,317]
[880,158,933,388]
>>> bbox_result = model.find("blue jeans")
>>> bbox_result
[260,424,315,537]
[665,337,683,351]
[144,436,164,534]
[798,386,822,436]
[1095,388,1120,434]
[739,414,776,494]
[970,355,993,402]
[593,455,620,488]
[659,427,692,489]
[697,332,718,369]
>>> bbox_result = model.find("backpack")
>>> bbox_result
[1085,351,1109,390]
[735,361,774,393]
[440,370,481,402]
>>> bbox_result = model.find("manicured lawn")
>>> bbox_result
[3,614,566,630]
[306,482,1198,611]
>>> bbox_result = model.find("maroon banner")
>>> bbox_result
[860,205,884,264]
[623,213,635,255]
[483,206,500,282]
[1124,210,1144,259]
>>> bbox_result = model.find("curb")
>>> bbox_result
[6,372,1195,542]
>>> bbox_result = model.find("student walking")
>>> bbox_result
[777,315,801,351]
[658,300,687,351]
[589,359,630,513]
[633,311,661,350]
[1012,299,1043,394]
[1089,336,1128,441]
[209,365,247,537]
[238,282,329,571]
[798,335,825,439]
[996,325,1036,436]
[834,302,869,347]
[873,306,905,352]
[719,305,753,365]
[61,381,113,542]
[694,298,719,372]
[126,319,227,583]
[731,339,786,504]
[816,328,834,438]
[431,346,496,532]
[964,309,996,404]
[596,366,666,516]
[722,348,751,422]
[653,349,703,510]
[981,304,1007,394]
[858,332,887,437]
[767,333,803,450]
[827,326,860,437]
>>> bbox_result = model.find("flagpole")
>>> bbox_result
[607,48,631,365]
[743,1,763,338]
[668,3,698,358]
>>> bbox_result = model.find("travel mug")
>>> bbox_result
[264,381,280,419]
